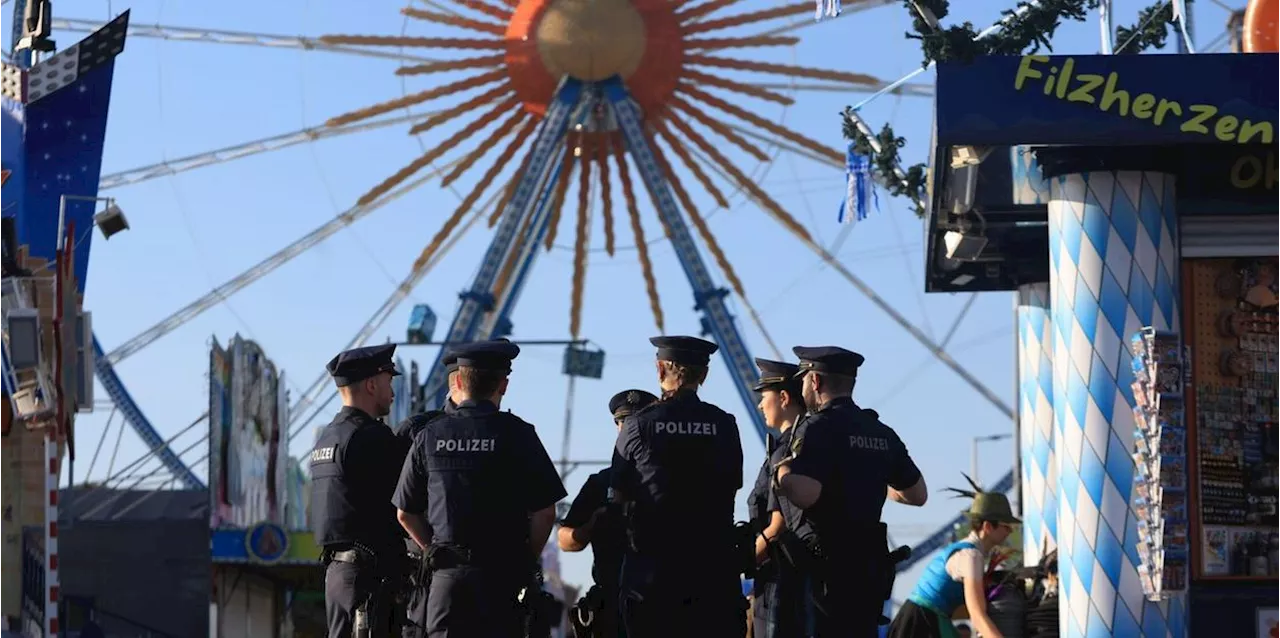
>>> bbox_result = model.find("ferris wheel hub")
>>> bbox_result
[505,0,682,118]
[536,0,646,81]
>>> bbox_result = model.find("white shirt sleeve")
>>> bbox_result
[945,547,985,583]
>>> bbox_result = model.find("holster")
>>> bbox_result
[772,528,817,575]
[733,521,757,579]
[354,577,394,638]
[424,544,475,570]
[883,543,912,603]
[569,585,609,638]
[520,569,561,638]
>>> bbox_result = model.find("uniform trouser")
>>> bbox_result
[425,565,523,638]
[752,565,816,638]
[620,577,745,638]
[401,559,430,638]
[326,561,394,638]
[810,574,882,638]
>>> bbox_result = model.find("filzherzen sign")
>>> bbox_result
[936,53,1278,211]
[935,53,1278,148]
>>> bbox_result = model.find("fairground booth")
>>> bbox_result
[922,52,1277,637]
[207,335,325,637]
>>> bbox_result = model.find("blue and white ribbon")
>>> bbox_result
[815,0,841,21]
[837,144,877,225]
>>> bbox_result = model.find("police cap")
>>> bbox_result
[446,339,521,373]
[791,345,865,377]
[608,389,658,420]
[442,350,460,374]
[650,335,718,367]
[326,344,402,387]
[752,358,802,392]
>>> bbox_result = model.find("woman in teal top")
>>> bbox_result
[887,482,1019,638]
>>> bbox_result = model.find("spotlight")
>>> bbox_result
[944,230,989,261]
[94,203,129,239]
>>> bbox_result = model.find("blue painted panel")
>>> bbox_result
[2,97,25,228]
[22,61,119,292]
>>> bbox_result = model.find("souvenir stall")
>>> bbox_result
[208,335,323,637]
[921,51,1277,637]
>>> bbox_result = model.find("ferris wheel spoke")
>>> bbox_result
[287,187,500,434]
[608,133,666,332]
[659,109,813,243]
[652,119,730,208]
[99,112,430,190]
[644,127,761,353]
[678,83,842,165]
[53,18,443,63]
[754,0,898,37]
[690,146,1016,420]
[103,155,468,366]
[747,80,934,98]
[725,122,841,169]
[686,70,794,105]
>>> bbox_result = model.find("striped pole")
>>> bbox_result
[46,220,71,637]
[1017,282,1057,566]
[1047,170,1187,638]
[45,431,59,636]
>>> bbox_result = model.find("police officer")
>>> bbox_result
[309,344,409,638]
[392,340,567,637]
[747,358,813,638]
[394,352,463,638]
[611,336,745,638]
[394,351,463,444]
[561,389,658,638]
[773,346,928,637]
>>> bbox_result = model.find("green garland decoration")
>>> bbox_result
[903,0,1100,68]
[1115,1,1192,55]
[839,0,1187,219]
[840,110,929,218]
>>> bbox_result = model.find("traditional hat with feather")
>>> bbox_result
[943,473,1022,525]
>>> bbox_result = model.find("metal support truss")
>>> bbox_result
[416,79,584,405]
[53,18,439,63]
[99,111,429,190]
[91,336,205,490]
[96,149,465,480]
[604,77,768,442]
[103,154,463,366]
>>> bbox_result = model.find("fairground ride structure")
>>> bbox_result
[39,0,1019,576]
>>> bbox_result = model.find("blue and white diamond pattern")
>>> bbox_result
[1048,170,1186,638]
[1011,145,1051,205]
[1018,282,1057,566]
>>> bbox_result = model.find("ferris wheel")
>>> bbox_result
[44,0,1016,571]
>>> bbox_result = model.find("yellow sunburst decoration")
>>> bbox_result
[320,0,883,337]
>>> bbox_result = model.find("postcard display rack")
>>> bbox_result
[1130,328,1189,598]
[1189,258,1279,580]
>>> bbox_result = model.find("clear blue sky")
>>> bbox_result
[9,0,1234,597]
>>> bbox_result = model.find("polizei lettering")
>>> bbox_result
[436,438,497,452]
[653,421,719,436]
[310,446,336,464]
[849,435,889,451]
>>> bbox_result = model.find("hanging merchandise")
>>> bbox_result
[1129,327,1190,598]
[1189,258,1279,579]
[814,0,841,21]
